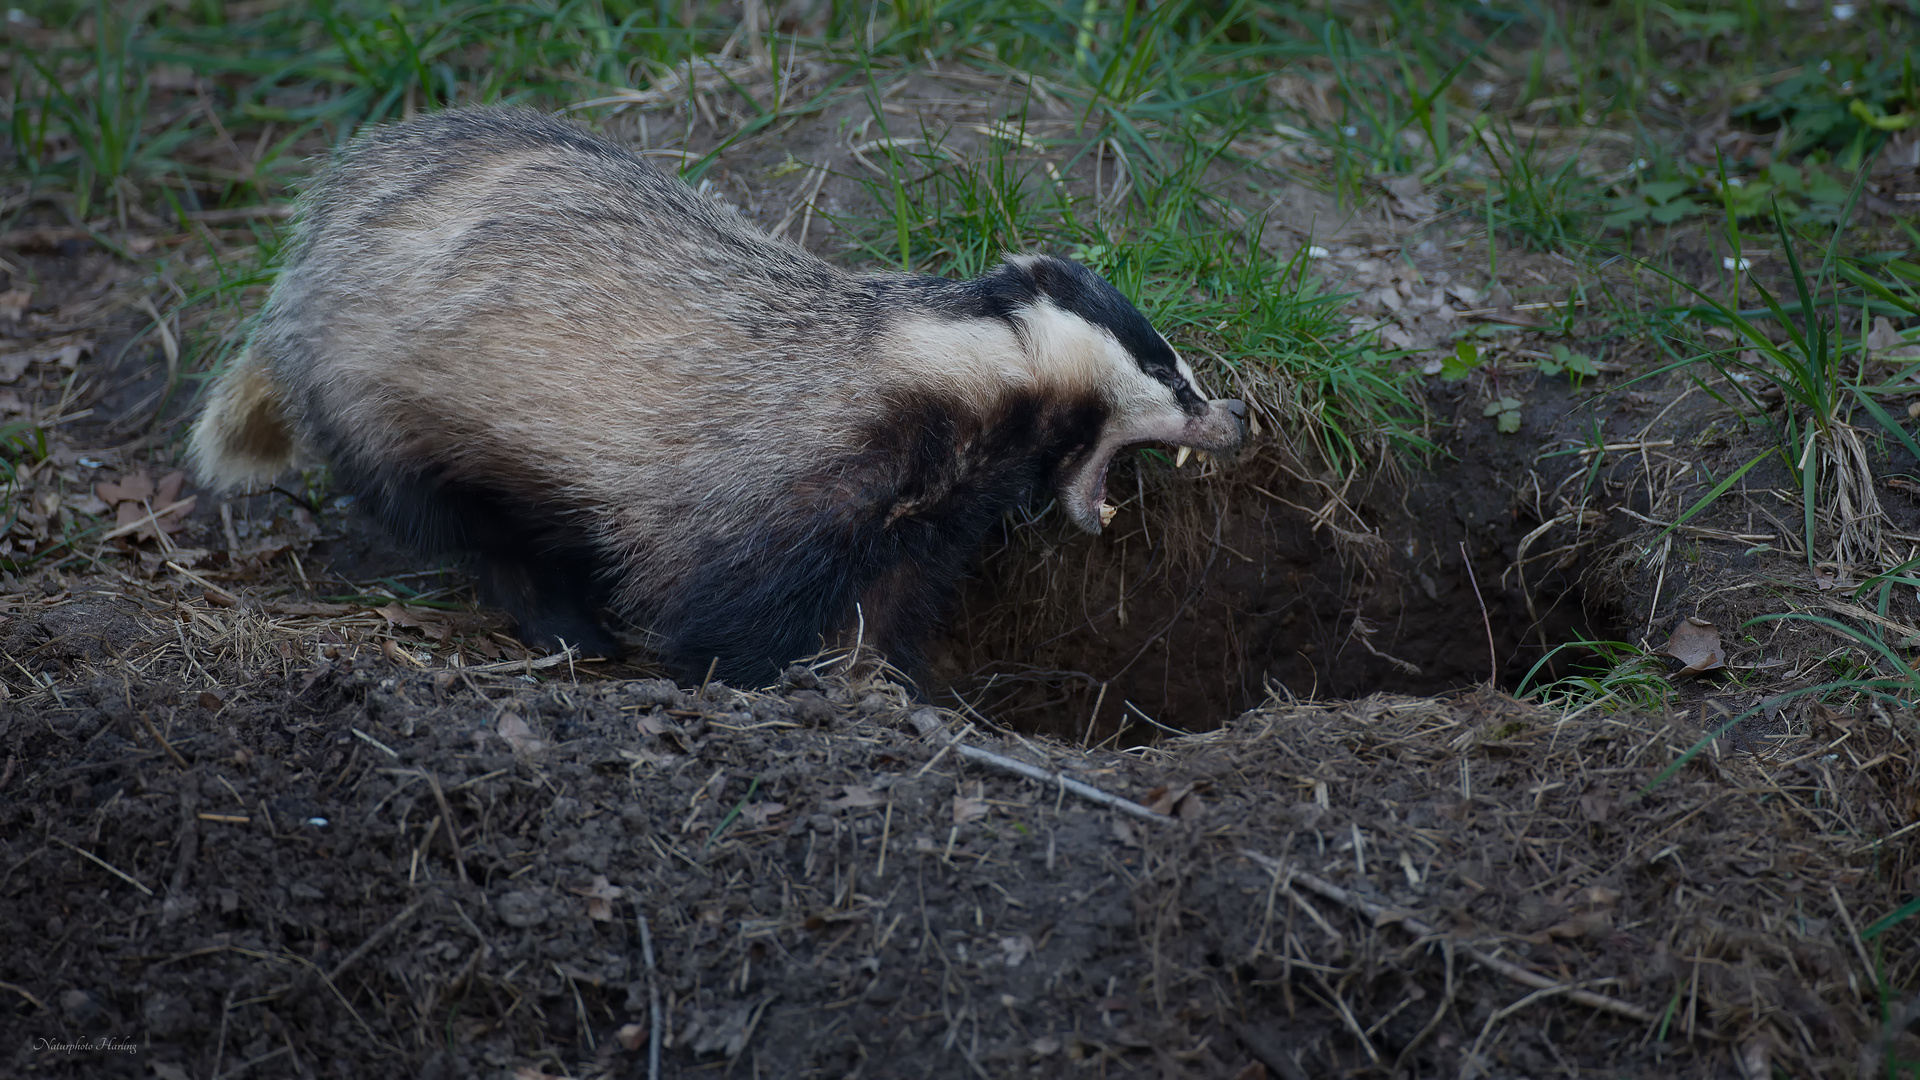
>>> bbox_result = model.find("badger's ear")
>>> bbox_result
[1007,253,1077,299]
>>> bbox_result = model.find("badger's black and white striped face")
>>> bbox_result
[1009,255,1248,534]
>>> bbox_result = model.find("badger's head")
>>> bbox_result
[1000,254,1249,534]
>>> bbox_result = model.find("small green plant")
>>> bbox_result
[1603,177,1704,231]
[1482,396,1522,433]
[1517,638,1672,713]
[1438,339,1483,381]
[1536,344,1599,387]
[1735,52,1919,164]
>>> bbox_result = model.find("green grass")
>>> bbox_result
[1516,637,1674,713]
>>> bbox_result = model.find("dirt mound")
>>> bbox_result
[4,648,1911,1077]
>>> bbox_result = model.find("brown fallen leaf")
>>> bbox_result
[571,874,625,921]
[496,710,547,755]
[1662,617,1726,675]
[951,792,989,825]
[99,469,196,542]
[738,801,786,827]
[825,784,884,812]
[1869,316,1903,353]
[97,472,156,505]
[0,286,32,321]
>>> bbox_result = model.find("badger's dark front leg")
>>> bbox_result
[331,449,622,659]
[658,504,982,687]
[478,553,621,659]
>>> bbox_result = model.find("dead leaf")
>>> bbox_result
[1868,315,1903,353]
[951,793,989,825]
[1661,617,1725,675]
[1381,174,1438,218]
[571,874,625,921]
[1582,885,1623,908]
[0,287,31,321]
[615,1023,649,1051]
[1147,782,1202,816]
[824,784,884,812]
[376,602,448,632]
[97,472,155,504]
[381,638,424,667]
[0,352,28,383]
[0,390,25,416]
[155,469,186,507]
[738,801,786,827]
[52,341,89,368]
[496,710,547,755]
[66,493,109,516]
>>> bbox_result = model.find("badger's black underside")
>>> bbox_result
[311,390,1105,688]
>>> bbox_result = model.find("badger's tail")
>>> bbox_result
[189,347,297,491]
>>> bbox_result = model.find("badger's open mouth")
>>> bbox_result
[1084,445,1207,527]
[1063,399,1248,534]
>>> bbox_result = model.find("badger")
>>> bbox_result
[191,106,1247,686]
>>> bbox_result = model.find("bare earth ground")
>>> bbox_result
[3,63,1920,1080]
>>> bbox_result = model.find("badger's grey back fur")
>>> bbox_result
[192,106,1246,685]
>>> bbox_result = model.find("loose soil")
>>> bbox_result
[3,61,1919,1080]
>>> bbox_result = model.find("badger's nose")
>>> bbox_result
[1221,399,1250,441]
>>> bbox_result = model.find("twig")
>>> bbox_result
[137,710,190,770]
[1459,541,1496,685]
[97,497,195,542]
[421,770,469,885]
[351,727,401,760]
[1240,850,1662,1029]
[329,895,429,982]
[1574,439,1675,457]
[455,648,586,675]
[944,737,1170,824]
[0,980,47,1011]
[49,836,154,896]
[165,560,239,605]
[635,902,662,1080]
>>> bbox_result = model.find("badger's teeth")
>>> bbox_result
[1098,501,1118,527]
[1175,446,1192,468]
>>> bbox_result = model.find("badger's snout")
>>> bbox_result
[1186,397,1249,457]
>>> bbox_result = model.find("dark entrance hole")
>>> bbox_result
[933,441,1620,740]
